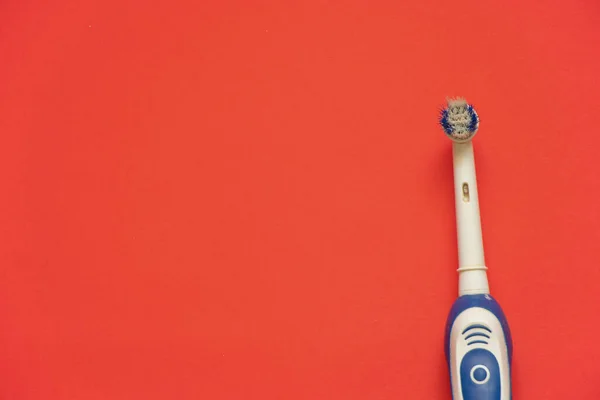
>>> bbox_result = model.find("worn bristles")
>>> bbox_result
[439,98,479,142]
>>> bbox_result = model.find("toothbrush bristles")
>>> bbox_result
[439,97,479,142]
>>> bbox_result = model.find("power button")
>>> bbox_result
[470,365,490,385]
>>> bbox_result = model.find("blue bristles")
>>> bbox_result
[439,108,453,135]
[467,105,479,132]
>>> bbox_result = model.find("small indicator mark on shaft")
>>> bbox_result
[462,183,470,202]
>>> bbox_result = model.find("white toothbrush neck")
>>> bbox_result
[452,140,489,296]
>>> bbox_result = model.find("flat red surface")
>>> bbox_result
[2,0,600,398]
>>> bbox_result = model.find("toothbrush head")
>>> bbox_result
[439,97,479,143]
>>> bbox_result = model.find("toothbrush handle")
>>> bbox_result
[445,294,513,400]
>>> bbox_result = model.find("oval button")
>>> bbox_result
[459,348,501,400]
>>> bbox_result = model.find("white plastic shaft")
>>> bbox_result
[452,140,489,296]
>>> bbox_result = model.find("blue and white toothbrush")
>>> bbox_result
[440,98,513,400]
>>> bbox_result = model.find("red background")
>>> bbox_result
[2,0,600,398]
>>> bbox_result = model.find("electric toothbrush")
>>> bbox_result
[440,98,513,400]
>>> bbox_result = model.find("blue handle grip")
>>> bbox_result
[444,294,513,400]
